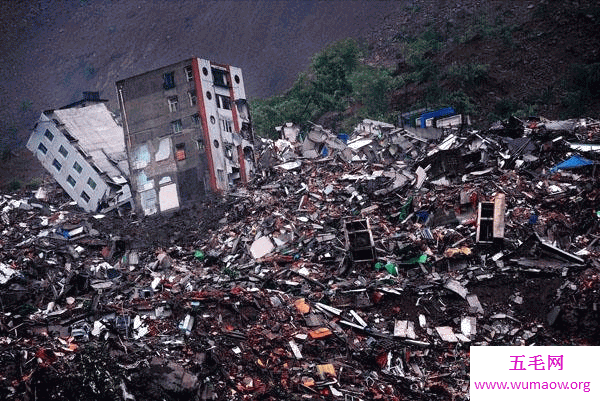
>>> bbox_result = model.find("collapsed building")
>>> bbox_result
[27,58,256,216]
[116,58,255,215]
[5,113,600,399]
[26,92,132,213]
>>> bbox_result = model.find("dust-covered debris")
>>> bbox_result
[1,116,600,400]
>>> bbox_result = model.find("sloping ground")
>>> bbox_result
[4,0,600,184]
[366,0,600,124]
[0,0,399,180]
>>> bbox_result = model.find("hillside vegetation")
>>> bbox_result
[251,0,600,137]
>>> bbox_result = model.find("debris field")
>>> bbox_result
[1,117,600,400]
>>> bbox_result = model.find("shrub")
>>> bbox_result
[8,179,22,192]
[494,98,521,119]
[348,66,394,118]
[447,63,489,87]
[445,91,476,116]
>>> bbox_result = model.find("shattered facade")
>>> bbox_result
[26,95,132,213]
[116,58,255,216]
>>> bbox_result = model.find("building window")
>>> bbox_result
[224,144,233,159]
[163,71,175,89]
[216,94,231,110]
[175,143,186,161]
[44,129,54,142]
[171,119,183,134]
[202,67,208,76]
[58,145,68,158]
[191,113,201,126]
[234,75,240,84]
[188,90,197,106]
[67,175,76,187]
[197,139,205,151]
[168,96,178,112]
[81,191,90,203]
[73,161,83,174]
[87,177,97,189]
[38,142,48,154]
[212,68,229,87]
[52,159,62,171]
[184,66,193,81]
[210,116,216,124]
[220,118,233,133]
[213,139,220,148]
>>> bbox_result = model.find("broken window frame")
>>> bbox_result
[184,65,193,82]
[196,139,205,151]
[66,175,76,187]
[215,94,232,110]
[171,119,183,134]
[211,68,229,88]
[220,118,233,133]
[58,145,68,158]
[80,191,90,203]
[167,96,178,113]
[37,142,48,155]
[216,169,225,182]
[175,143,186,161]
[224,143,233,159]
[191,113,201,126]
[52,159,62,171]
[163,71,175,90]
[188,90,197,106]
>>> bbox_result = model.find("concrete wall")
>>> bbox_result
[196,59,254,191]
[117,59,210,215]
[117,58,255,215]
[27,113,108,212]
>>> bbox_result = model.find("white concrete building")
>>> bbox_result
[26,99,132,212]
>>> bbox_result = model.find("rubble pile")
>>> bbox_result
[1,116,600,400]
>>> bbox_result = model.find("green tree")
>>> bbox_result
[251,39,362,137]
[311,38,360,111]
[348,66,394,119]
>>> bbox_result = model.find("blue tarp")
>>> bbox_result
[549,155,595,173]
[418,107,455,128]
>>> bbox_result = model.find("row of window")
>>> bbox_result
[65,174,96,189]
[167,91,197,113]
[170,113,201,134]
[39,135,70,159]
[169,114,232,134]
[172,140,207,162]
[40,144,83,173]
[167,136,231,162]
[41,129,69,156]
[163,66,194,90]
[167,91,230,113]
[41,143,96,201]
[162,65,240,90]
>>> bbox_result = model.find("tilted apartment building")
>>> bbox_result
[116,58,255,216]
[26,93,132,213]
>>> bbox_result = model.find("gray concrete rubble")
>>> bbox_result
[1,115,600,400]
